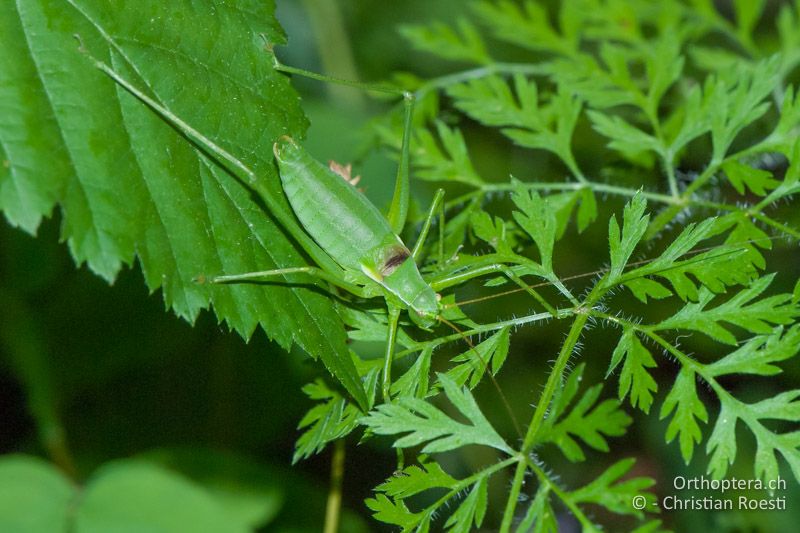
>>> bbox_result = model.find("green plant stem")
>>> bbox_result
[302,0,365,109]
[417,457,518,526]
[0,290,77,480]
[415,63,549,98]
[393,309,573,362]
[323,439,345,533]
[524,456,594,528]
[445,176,800,241]
[500,308,592,531]
[753,212,800,240]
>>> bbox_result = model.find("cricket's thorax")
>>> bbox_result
[373,255,438,318]
[359,239,411,283]
[380,246,411,277]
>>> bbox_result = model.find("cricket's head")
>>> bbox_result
[273,135,299,162]
[409,287,438,330]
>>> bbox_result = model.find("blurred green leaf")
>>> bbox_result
[400,18,490,64]
[569,458,655,518]
[75,460,248,533]
[0,456,73,533]
[141,448,284,530]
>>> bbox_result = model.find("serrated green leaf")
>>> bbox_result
[660,367,708,463]
[447,74,541,130]
[621,216,762,300]
[444,476,488,532]
[516,486,558,533]
[667,83,710,154]
[473,0,575,55]
[706,401,738,479]
[749,390,800,422]
[722,160,779,196]
[545,54,638,109]
[365,494,426,531]
[410,121,483,185]
[537,364,632,460]
[588,111,661,156]
[445,327,511,389]
[0,0,368,408]
[644,35,684,117]
[392,346,434,399]
[706,57,781,162]
[570,458,655,518]
[512,183,557,273]
[625,278,673,303]
[707,391,800,481]
[294,380,362,463]
[609,329,658,413]
[471,211,516,255]
[504,88,583,173]
[706,325,800,377]
[400,18,490,64]
[376,458,457,500]
[0,11,72,234]
[608,193,648,282]
[759,137,800,205]
[362,373,511,454]
[765,86,800,156]
[656,275,799,345]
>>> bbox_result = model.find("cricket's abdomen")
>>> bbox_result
[274,137,400,270]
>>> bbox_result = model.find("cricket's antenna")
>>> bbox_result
[437,315,523,440]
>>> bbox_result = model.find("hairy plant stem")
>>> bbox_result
[444,176,799,241]
[500,305,593,531]
[415,63,549,98]
[323,439,345,533]
[393,309,574,363]
[524,456,594,528]
[418,457,519,525]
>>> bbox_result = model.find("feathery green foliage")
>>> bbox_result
[2,0,800,530]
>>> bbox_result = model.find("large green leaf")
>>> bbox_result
[75,461,249,533]
[0,1,366,407]
[0,455,73,533]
